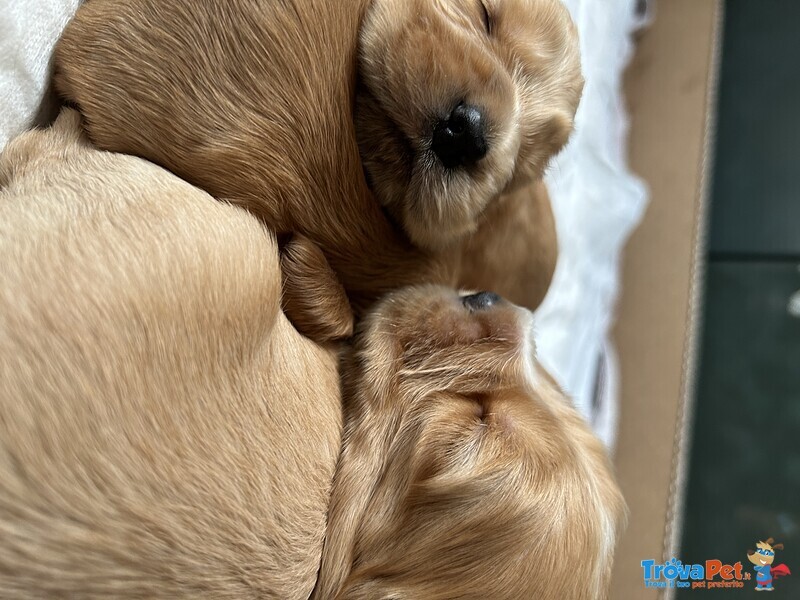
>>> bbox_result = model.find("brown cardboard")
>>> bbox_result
[610,1,721,598]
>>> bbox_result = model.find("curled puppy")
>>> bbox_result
[0,110,342,599]
[313,285,625,600]
[54,0,581,328]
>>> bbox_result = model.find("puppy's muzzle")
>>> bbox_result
[461,291,501,311]
[431,103,488,169]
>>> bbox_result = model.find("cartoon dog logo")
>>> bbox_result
[747,538,791,591]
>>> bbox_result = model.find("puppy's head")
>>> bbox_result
[356,0,582,250]
[314,286,624,600]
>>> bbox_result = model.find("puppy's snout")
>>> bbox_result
[461,291,501,311]
[431,103,488,169]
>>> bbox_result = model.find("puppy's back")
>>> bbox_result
[54,0,442,311]
[54,0,364,239]
[0,110,341,598]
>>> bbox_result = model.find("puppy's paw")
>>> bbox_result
[281,234,354,344]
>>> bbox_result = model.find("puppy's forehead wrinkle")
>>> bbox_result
[410,456,533,500]
[436,0,491,40]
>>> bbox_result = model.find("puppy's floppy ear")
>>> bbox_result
[311,376,394,600]
[280,233,354,344]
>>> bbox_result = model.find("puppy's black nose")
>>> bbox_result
[462,291,501,311]
[432,103,488,169]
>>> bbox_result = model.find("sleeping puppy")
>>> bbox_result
[313,286,625,600]
[54,0,582,333]
[0,109,343,599]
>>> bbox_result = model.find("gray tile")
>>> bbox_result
[709,0,800,257]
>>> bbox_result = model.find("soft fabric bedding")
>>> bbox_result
[539,0,648,447]
[0,0,79,149]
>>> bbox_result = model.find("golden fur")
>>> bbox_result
[356,0,581,250]
[281,233,356,343]
[0,112,622,598]
[54,0,582,332]
[314,286,625,599]
[458,178,558,308]
[0,110,342,599]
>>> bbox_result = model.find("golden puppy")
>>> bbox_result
[314,286,625,600]
[0,110,342,599]
[54,0,581,328]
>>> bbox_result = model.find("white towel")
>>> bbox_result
[0,0,80,149]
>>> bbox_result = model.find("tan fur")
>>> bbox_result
[281,234,355,343]
[54,0,442,320]
[458,179,558,308]
[313,286,626,600]
[54,0,581,330]
[0,112,621,597]
[0,110,342,599]
[356,0,582,250]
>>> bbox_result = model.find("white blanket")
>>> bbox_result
[0,0,647,448]
[540,0,648,446]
